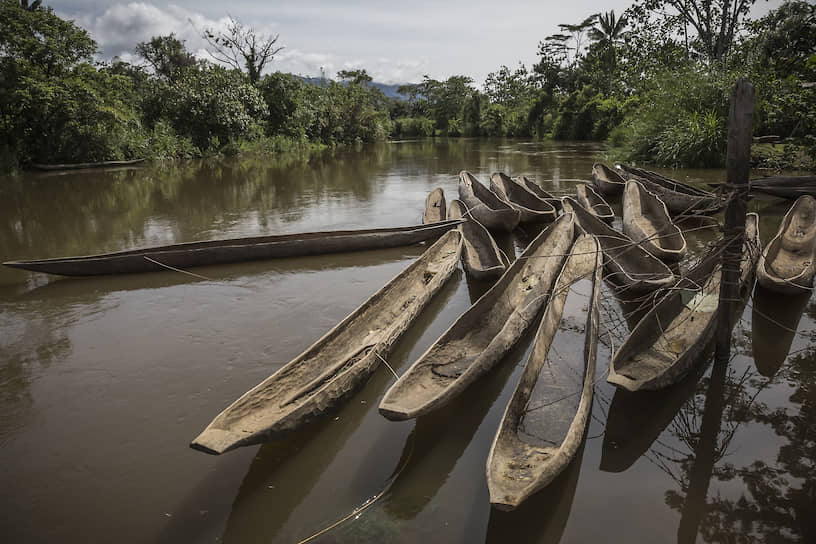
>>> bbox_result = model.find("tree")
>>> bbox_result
[337,69,373,86]
[640,0,757,62]
[135,34,197,82]
[202,16,283,83]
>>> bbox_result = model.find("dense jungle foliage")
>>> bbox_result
[0,0,814,172]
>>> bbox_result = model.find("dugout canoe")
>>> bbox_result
[616,164,722,215]
[490,172,557,223]
[757,195,816,294]
[30,158,146,171]
[592,163,626,196]
[2,220,463,277]
[608,213,760,392]
[622,179,687,262]
[575,183,614,223]
[517,176,562,211]
[562,196,674,293]
[378,213,577,420]
[422,188,447,224]
[486,233,602,510]
[190,229,464,454]
[458,171,521,232]
[448,199,508,280]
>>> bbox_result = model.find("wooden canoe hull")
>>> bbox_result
[30,158,146,171]
[486,234,603,510]
[608,214,760,391]
[616,164,722,215]
[448,199,508,280]
[592,163,626,196]
[757,195,816,293]
[190,229,464,454]
[575,184,614,223]
[517,176,562,211]
[622,180,687,262]
[490,173,557,223]
[562,196,675,293]
[378,213,577,420]
[458,171,521,232]
[423,188,447,224]
[3,220,463,276]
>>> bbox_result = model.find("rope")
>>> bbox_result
[295,432,416,544]
[374,352,400,381]
[143,255,213,281]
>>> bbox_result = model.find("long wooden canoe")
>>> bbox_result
[592,163,626,196]
[608,213,760,392]
[575,183,614,223]
[562,196,674,293]
[458,171,521,232]
[422,188,447,224]
[490,173,557,223]
[191,229,464,454]
[757,195,816,294]
[448,199,508,280]
[622,179,687,262]
[616,164,722,215]
[2,220,463,277]
[517,176,562,212]
[486,233,602,510]
[30,158,146,171]
[378,213,577,420]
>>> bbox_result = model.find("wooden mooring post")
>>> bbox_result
[715,78,754,363]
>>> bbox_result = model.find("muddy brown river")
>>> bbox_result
[1,139,813,543]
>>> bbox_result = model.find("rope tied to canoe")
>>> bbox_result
[295,429,416,544]
[143,255,213,281]
[374,352,400,381]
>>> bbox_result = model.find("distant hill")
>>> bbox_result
[299,76,409,99]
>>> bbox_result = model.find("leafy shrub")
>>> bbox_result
[392,117,436,137]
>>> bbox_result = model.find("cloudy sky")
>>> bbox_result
[52,0,782,86]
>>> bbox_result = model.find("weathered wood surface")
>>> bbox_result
[616,164,722,215]
[592,163,626,196]
[422,188,447,224]
[378,214,577,420]
[190,229,464,454]
[757,195,816,293]
[622,179,687,262]
[562,196,675,293]
[489,172,557,223]
[716,78,754,363]
[517,176,562,211]
[486,234,602,511]
[2,220,463,276]
[608,214,760,392]
[447,199,508,280]
[458,171,521,232]
[30,158,146,171]
[575,183,614,223]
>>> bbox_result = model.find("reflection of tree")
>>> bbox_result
[654,305,816,543]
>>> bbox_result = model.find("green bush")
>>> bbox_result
[392,117,436,137]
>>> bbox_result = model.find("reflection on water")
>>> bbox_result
[0,140,813,543]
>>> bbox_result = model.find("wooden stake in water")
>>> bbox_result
[715,78,754,363]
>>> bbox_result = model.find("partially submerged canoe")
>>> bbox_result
[757,195,816,294]
[592,163,626,196]
[490,172,557,223]
[2,220,463,277]
[608,213,760,392]
[562,196,675,293]
[422,188,447,224]
[746,176,816,199]
[622,179,687,262]
[30,158,146,171]
[458,171,521,232]
[751,285,810,377]
[517,176,562,211]
[448,199,508,281]
[616,164,721,215]
[486,233,602,510]
[379,213,577,420]
[575,183,614,223]
[191,229,464,454]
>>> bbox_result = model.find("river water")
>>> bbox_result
[0,139,812,543]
